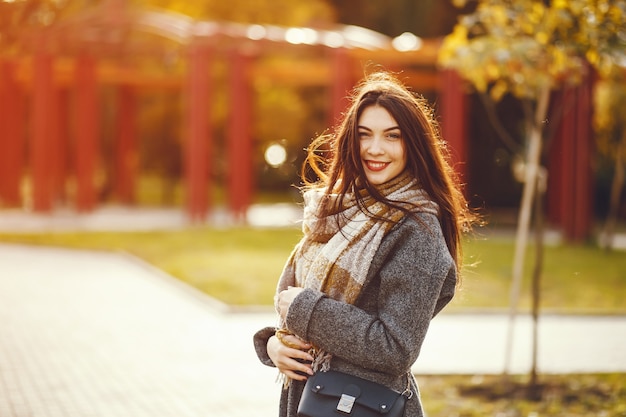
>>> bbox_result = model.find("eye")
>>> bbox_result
[358,130,371,139]
[387,131,402,140]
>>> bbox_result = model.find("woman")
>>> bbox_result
[253,71,475,417]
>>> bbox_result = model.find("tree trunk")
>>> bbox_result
[503,85,550,375]
[529,170,546,399]
[602,138,625,251]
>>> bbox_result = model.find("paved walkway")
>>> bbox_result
[0,206,625,416]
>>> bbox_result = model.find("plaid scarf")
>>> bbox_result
[276,172,438,381]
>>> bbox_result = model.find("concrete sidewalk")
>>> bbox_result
[0,244,280,417]
[1,243,625,417]
[0,204,305,232]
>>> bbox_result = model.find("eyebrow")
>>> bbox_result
[357,125,401,132]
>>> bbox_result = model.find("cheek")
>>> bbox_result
[398,144,408,166]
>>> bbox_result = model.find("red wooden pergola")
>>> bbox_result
[0,3,594,240]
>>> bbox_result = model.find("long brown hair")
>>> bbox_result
[302,71,474,270]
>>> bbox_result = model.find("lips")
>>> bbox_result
[365,160,389,171]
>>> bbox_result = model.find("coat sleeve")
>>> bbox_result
[284,214,456,375]
[252,242,301,367]
[253,326,277,367]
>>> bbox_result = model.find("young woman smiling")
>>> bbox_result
[254,71,476,417]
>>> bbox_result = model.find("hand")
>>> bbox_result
[277,286,304,319]
[267,335,314,381]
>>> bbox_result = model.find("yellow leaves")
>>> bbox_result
[485,62,500,79]
[548,47,568,76]
[490,5,509,27]
[490,80,508,101]
[529,2,545,24]
[535,31,549,45]
[137,0,335,26]
[608,4,624,23]
[438,24,468,65]
[586,49,599,65]
[438,0,611,101]
[593,78,626,160]
[450,24,469,47]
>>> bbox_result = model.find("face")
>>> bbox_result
[357,105,407,185]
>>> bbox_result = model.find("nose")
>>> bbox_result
[366,136,384,155]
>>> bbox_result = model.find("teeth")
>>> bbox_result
[367,161,387,169]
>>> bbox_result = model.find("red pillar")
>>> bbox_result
[114,84,137,204]
[74,54,99,212]
[48,87,65,205]
[548,88,572,231]
[185,43,212,222]
[571,72,594,241]
[330,48,352,128]
[0,60,25,207]
[227,50,253,222]
[548,71,594,241]
[32,50,54,212]
[439,69,468,184]
[56,89,70,204]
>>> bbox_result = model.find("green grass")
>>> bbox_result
[418,373,626,417]
[1,228,625,313]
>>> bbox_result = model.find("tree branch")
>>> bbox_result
[478,92,521,153]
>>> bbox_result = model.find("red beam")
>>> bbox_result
[74,54,99,212]
[0,60,25,207]
[227,50,253,222]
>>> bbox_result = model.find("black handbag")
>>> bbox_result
[297,370,411,417]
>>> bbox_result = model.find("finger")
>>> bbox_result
[275,349,313,376]
[283,354,313,375]
[279,344,314,362]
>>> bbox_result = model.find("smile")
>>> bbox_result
[365,161,389,171]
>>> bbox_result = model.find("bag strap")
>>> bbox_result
[402,372,414,399]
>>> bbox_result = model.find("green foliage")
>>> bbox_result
[439,0,626,101]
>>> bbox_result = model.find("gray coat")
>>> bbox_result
[253,212,457,417]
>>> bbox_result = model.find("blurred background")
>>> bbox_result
[1,0,623,240]
[1,1,625,416]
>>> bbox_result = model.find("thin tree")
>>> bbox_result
[439,0,626,390]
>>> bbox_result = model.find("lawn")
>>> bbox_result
[1,227,625,314]
[417,373,626,417]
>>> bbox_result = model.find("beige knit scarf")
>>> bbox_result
[275,172,438,383]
